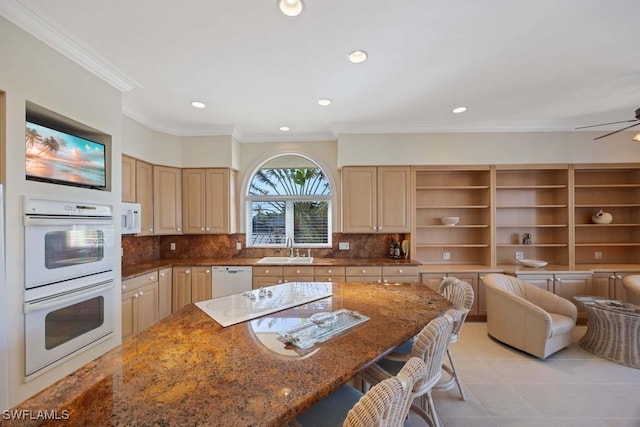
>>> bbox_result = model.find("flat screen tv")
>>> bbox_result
[25,121,107,190]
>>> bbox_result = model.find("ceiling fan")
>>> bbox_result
[575,107,640,140]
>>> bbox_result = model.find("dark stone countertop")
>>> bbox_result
[8,282,450,426]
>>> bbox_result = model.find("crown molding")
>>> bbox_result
[330,121,592,135]
[0,0,141,92]
[234,129,338,144]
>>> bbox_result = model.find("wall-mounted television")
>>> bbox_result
[25,121,107,190]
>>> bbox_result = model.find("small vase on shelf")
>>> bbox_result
[591,210,613,224]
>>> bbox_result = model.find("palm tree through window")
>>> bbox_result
[246,155,332,248]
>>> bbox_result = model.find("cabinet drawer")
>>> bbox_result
[382,266,418,277]
[284,276,314,283]
[383,275,420,284]
[122,271,158,293]
[345,266,382,277]
[314,276,346,283]
[314,266,346,277]
[283,266,314,277]
[253,266,284,277]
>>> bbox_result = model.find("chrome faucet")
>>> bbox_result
[287,237,294,258]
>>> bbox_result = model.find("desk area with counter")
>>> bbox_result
[8,281,449,426]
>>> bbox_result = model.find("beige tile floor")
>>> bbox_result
[407,322,640,427]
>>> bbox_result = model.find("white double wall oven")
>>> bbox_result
[23,197,116,378]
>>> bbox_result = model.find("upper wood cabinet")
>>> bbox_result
[153,165,182,235]
[122,155,136,202]
[136,160,154,235]
[182,168,237,234]
[342,166,410,233]
[121,155,154,235]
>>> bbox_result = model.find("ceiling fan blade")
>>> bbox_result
[593,122,640,140]
[576,119,639,129]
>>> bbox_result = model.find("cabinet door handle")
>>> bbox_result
[122,285,127,290]
[149,228,154,232]
[160,273,165,277]
[399,269,404,274]
[328,269,332,274]
[296,269,300,274]
[479,275,484,279]
[361,269,366,274]
[201,227,205,231]
[206,227,210,231]
[327,278,332,282]
[134,293,139,298]
[609,275,616,280]
[556,278,563,283]
[383,279,388,283]
[615,275,623,280]
[149,276,155,281]
[372,226,376,231]
[265,269,270,274]
[177,227,181,232]
[378,226,382,231]
[139,290,144,296]
[186,270,190,274]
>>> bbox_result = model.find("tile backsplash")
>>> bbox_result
[121,233,409,265]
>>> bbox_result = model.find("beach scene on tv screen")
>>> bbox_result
[25,122,106,187]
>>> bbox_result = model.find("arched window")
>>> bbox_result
[246,154,332,248]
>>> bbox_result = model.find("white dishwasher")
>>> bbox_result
[211,266,253,298]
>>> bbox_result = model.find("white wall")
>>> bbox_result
[122,116,181,166]
[181,135,234,168]
[337,131,640,166]
[0,17,122,407]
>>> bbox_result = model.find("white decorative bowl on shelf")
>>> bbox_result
[518,259,548,268]
[440,216,460,226]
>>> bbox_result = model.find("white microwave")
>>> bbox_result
[121,202,141,234]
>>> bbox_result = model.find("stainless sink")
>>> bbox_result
[257,256,314,264]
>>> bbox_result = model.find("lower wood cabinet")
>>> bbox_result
[158,267,172,320]
[420,271,491,316]
[591,271,640,301]
[252,266,284,289]
[345,266,382,283]
[283,266,314,283]
[381,266,419,283]
[313,266,346,283]
[121,271,160,341]
[516,272,593,320]
[173,266,212,312]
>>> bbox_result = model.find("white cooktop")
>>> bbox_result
[195,282,333,327]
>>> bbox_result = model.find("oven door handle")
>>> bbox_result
[24,281,114,314]
[24,216,114,226]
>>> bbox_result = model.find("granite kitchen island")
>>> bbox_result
[7,282,450,426]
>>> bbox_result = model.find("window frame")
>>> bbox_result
[245,163,333,249]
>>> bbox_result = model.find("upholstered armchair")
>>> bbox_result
[483,273,578,359]
[622,275,640,305]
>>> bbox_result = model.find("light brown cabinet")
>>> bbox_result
[313,266,346,282]
[252,266,284,289]
[516,271,592,319]
[182,168,236,234]
[345,266,382,283]
[420,271,492,316]
[591,271,640,301]
[283,266,314,283]
[342,166,410,233]
[136,160,155,235]
[172,266,212,312]
[122,155,136,202]
[381,266,419,283]
[413,167,492,266]
[154,165,182,235]
[158,267,172,320]
[121,272,160,341]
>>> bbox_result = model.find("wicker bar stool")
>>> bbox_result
[293,357,428,427]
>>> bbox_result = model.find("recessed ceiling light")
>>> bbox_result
[347,50,368,64]
[318,98,332,106]
[278,0,303,17]
[191,101,206,109]
[280,126,290,132]
[452,106,467,114]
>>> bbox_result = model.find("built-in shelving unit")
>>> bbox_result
[494,166,570,266]
[413,167,492,265]
[573,164,640,265]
